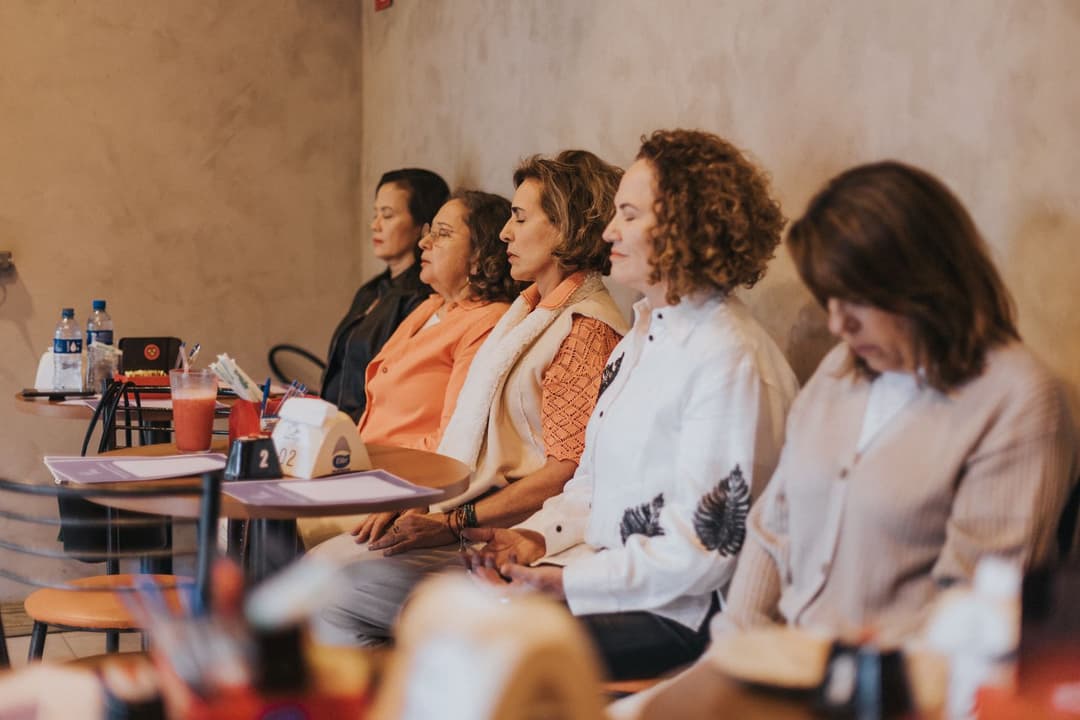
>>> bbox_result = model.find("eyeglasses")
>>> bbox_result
[424,223,455,246]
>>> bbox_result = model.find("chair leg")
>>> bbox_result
[0,614,10,668]
[28,622,47,660]
[106,630,119,654]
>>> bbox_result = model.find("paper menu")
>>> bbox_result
[45,454,228,484]
[222,470,439,507]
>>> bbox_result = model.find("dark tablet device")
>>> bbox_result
[21,388,97,400]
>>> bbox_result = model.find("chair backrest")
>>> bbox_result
[62,382,167,564]
[267,343,326,388]
[0,470,223,666]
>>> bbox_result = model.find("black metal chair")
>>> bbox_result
[0,471,221,666]
[267,343,325,387]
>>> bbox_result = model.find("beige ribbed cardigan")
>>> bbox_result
[720,341,1078,642]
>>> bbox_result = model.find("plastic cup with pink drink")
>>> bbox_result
[170,369,218,452]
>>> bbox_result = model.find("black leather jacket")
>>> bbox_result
[320,264,430,421]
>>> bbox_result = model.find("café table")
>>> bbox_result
[14,391,233,423]
[86,440,471,581]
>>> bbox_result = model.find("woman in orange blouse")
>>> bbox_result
[357,190,523,451]
[299,190,521,549]
[315,151,630,646]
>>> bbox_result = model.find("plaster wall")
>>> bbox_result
[0,1,363,597]
[358,0,1080,392]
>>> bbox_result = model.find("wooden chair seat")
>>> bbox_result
[24,574,190,630]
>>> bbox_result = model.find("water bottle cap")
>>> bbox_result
[92,299,106,311]
[61,308,74,318]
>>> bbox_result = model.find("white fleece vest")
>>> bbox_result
[433,273,628,512]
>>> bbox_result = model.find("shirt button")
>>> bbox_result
[648,335,654,341]
[839,467,848,479]
[599,411,604,417]
[555,525,562,533]
[657,312,663,319]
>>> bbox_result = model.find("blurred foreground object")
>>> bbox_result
[373,574,606,720]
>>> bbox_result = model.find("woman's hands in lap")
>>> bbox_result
[366,511,454,555]
[462,528,547,570]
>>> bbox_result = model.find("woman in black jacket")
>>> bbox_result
[321,168,450,421]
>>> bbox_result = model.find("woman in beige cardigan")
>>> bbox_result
[718,161,1078,643]
[315,150,629,645]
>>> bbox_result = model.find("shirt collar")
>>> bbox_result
[429,294,489,312]
[632,290,731,345]
[521,270,589,311]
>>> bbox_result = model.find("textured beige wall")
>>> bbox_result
[358,0,1080,393]
[0,1,362,597]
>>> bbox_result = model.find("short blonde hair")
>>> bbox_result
[512,150,623,274]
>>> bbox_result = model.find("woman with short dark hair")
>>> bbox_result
[718,160,1078,642]
[320,168,449,421]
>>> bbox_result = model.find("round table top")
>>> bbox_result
[14,392,232,421]
[87,440,471,520]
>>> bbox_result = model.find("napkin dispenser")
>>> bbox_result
[270,397,370,479]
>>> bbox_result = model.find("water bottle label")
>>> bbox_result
[53,338,83,354]
[88,330,114,345]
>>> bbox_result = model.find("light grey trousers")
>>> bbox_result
[310,532,466,646]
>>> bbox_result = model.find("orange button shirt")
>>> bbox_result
[358,295,510,451]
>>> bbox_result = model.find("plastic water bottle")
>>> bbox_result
[85,299,115,391]
[86,299,114,346]
[53,308,83,391]
[926,557,1021,719]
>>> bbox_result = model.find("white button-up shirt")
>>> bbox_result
[517,293,798,630]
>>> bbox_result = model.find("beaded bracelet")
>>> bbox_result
[462,502,478,529]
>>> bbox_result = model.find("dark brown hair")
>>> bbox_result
[378,168,450,261]
[636,130,785,304]
[787,160,1019,391]
[451,190,526,303]
[512,150,623,274]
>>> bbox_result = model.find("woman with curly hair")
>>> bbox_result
[314,150,629,642]
[465,129,799,680]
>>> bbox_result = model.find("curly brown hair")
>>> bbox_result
[512,150,623,274]
[636,130,785,304]
[451,190,527,303]
[787,161,1018,391]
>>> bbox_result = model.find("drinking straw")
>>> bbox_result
[177,342,189,372]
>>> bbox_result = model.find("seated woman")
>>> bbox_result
[716,161,1078,643]
[321,168,449,421]
[314,150,629,644]
[358,190,522,450]
[300,190,520,548]
[464,130,799,681]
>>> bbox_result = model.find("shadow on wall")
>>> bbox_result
[1003,208,1080,419]
[0,267,39,387]
[786,299,835,385]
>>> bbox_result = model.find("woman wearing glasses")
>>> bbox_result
[299,190,520,548]
[315,150,629,645]
[321,169,449,421]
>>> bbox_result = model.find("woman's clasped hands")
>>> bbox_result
[461,528,566,600]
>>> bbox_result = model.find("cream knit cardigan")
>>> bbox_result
[433,273,628,512]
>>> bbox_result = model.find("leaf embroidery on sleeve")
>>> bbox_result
[693,465,750,557]
[597,352,623,399]
[619,492,665,544]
